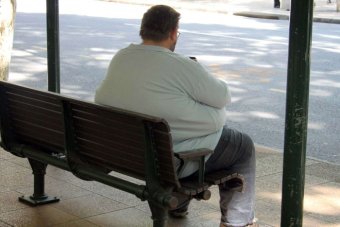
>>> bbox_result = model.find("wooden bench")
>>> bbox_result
[0,81,244,227]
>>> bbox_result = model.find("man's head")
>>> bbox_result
[140,5,181,51]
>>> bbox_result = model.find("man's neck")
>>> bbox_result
[142,39,171,50]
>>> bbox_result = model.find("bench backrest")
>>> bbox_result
[0,81,180,188]
[0,82,64,153]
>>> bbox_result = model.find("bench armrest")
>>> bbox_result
[174,148,213,160]
[174,148,213,185]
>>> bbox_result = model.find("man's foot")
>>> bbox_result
[246,223,259,227]
[168,205,189,218]
[168,194,191,218]
[220,220,259,227]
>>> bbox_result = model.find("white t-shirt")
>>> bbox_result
[95,44,231,177]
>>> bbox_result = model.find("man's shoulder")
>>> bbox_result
[168,52,200,66]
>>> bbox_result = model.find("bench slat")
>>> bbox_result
[72,109,145,133]
[72,118,145,144]
[11,119,63,142]
[6,90,61,112]
[75,128,145,149]
[10,108,63,131]
[77,138,145,162]
[1,86,65,153]
[78,149,145,179]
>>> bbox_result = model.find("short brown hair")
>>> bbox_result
[139,5,180,42]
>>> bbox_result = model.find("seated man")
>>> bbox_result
[95,5,256,227]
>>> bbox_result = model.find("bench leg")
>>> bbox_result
[18,158,60,206]
[148,200,168,227]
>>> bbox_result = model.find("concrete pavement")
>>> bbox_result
[1,145,339,226]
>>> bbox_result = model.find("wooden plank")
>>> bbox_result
[10,111,63,131]
[73,118,145,142]
[7,92,61,112]
[72,110,144,131]
[75,129,145,149]
[11,120,64,145]
[79,149,145,171]
[76,138,145,163]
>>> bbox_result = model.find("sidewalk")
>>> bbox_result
[1,145,339,226]
[108,0,340,24]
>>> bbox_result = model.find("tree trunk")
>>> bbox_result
[0,0,16,81]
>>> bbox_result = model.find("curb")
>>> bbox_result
[233,11,340,24]
[233,11,289,20]
[313,17,340,24]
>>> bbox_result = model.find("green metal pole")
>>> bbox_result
[281,0,314,225]
[46,0,60,93]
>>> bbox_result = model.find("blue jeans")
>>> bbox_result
[205,126,256,226]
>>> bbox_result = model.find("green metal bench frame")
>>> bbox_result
[0,81,244,227]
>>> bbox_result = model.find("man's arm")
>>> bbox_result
[186,62,231,109]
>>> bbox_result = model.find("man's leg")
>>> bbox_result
[205,126,256,227]
[168,191,191,217]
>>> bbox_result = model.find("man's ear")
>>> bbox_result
[169,29,177,41]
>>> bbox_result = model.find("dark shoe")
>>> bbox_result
[168,194,191,218]
[220,222,259,227]
[169,205,189,218]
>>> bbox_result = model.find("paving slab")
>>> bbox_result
[1,146,339,226]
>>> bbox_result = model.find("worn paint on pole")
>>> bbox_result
[281,0,314,225]
[46,0,60,93]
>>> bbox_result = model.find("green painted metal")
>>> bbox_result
[77,167,147,199]
[11,144,148,199]
[18,158,60,206]
[198,156,205,184]
[46,0,60,93]
[144,123,170,227]
[281,0,314,225]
